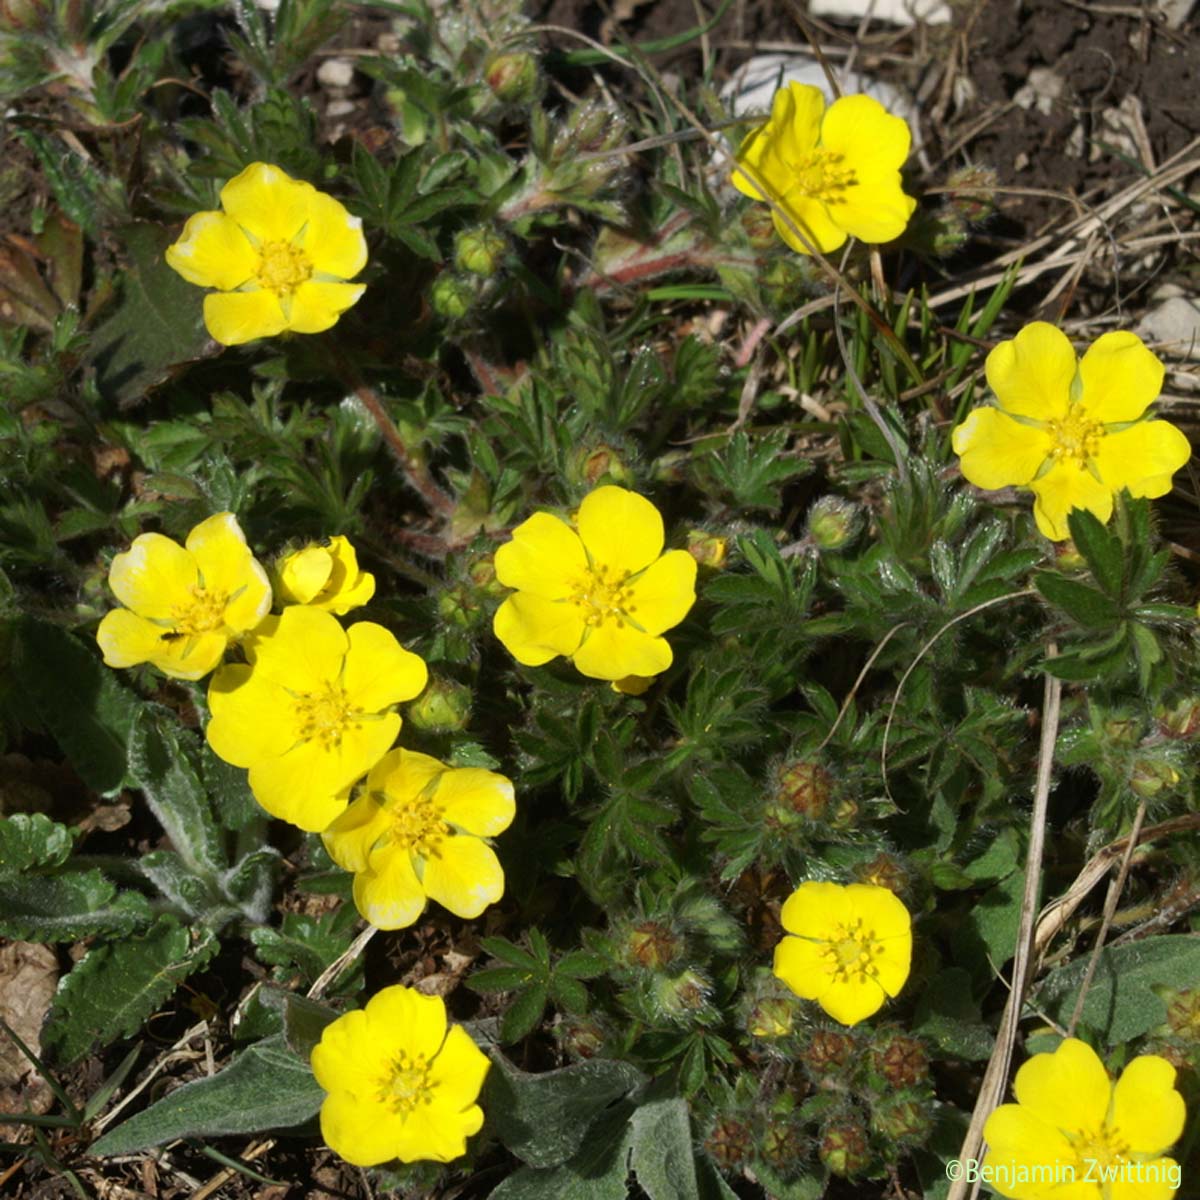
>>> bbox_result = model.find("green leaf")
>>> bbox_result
[13,618,142,796]
[1035,936,1200,1046]
[90,1034,325,1156]
[0,813,73,875]
[43,915,218,1065]
[279,992,339,1060]
[128,707,226,878]
[87,222,218,407]
[556,950,608,979]
[484,1053,646,1169]
[912,968,993,1060]
[1066,508,1123,598]
[501,983,549,1044]
[249,905,360,986]
[630,1093,699,1200]
[467,966,539,993]
[0,870,152,942]
[1034,572,1120,630]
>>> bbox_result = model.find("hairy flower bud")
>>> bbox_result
[759,1116,808,1170]
[555,1013,608,1060]
[747,996,795,1039]
[871,1095,932,1144]
[406,675,472,733]
[807,496,863,551]
[1163,986,1200,1041]
[1157,697,1200,739]
[854,852,909,895]
[454,226,507,278]
[652,967,713,1023]
[802,1028,856,1078]
[870,1032,929,1089]
[569,444,634,488]
[623,919,684,971]
[704,1116,753,1170]
[945,163,998,225]
[430,274,477,319]
[819,1118,871,1177]
[484,50,540,105]
[686,530,729,571]
[1130,757,1181,798]
[774,759,833,822]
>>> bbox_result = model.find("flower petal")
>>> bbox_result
[300,191,368,280]
[953,406,1055,490]
[342,622,428,711]
[354,842,427,929]
[206,664,299,766]
[1110,1054,1185,1154]
[277,545,332,605]
[149,632,228,680]
[108,533,198,620]
[985,322,1076,421]
[494,512,588,599]
[982,1103,1077,1200]
[390,1099,483,1164]
[772,934,829,1001]
[773,193,847,255]
[97,609,226,680]
[1029,461,1114,541]
[286,281,366,334]
[428,1025,490,1113]
[370,747,445,804]
[248,605,348,691]
[320,536,374,614]
[624,550,697,637]
[165,211,258,291]
[364,985,448,1061]
[185,512,271,633]
[1109,1159,1182,1200]
[817,974,889,1025]
[820,94,913,173]
[1090,420,1191,498]
[318,1091,404,1168]
[1078,331,1164,423]
[493,593,586,666]
[827,176,916,245]
[732,81,824,200]
[571,621,673,681]
[422,836,505,919]
[220,162,314,244]
[575,487,664,576]
[203,289,288,346]
[311,1008,374,1094]
[1011,1037,1111,1134]
[846,884,911,997]
[779,881,851,938]
[438,768,516,837]
[323,793,392,872]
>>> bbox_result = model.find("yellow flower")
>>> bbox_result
[311,984,489,1167]
[205,606,427,832]
[982,1037,1185,1199]
[492,486,698,681]
[731,82,916,256]
[323,748,514,929]
[97,512,271,681]
[165,162,367,346]
[952,323,1191,541]
[772,881,912,1026]
[273,535,375,615]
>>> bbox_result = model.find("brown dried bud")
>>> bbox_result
[705,1116,753,1170]
[819,1118,870,1177]
[802,1028,856,1077]
[871,1033,929,1089]
[624,920,683,971]
[776,760,832,821]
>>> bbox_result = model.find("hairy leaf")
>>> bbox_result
[0,870,152,942]
[0,813,73,875]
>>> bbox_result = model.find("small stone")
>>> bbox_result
[317,58,355,89]
[325,99,356,119]
[1138,295,1200,360]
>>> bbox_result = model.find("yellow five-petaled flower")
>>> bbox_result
[982,1037,1185,1199]
[324,748,515,930]
[732,82,916,256]
[952,323,1191,541]
[205,605,427,832]
[97,512,271,681]
[772,881,912,1026]
[165,162,367,346]
[492,486,698,681]
[312,984,490,1167]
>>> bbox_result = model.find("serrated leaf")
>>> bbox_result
[249,905,359,985]
[90,1033,324,1156]
[467,966,539,993]
[0,813,73,875]
[548,975,588,1015]
[556,950,608,980]
[484,1053,646,1169]
[13,618,142,796]
[43,915,218,1065]
[630,1093,699,1200]
[1035,572,1120,629]
[1035,936,1200,1046]
[0,870,152,942]
[128,707,226,878]
[87,222,217,406]
[501,983,549,1044]
[1066,508,1123,597]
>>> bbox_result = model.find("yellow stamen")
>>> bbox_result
[1047,404,1104,468]
[380,1050,435,1115]
[388,791,449,858]
[786,150,857,205]
[822,918,883,984]
[170,586,229,636]
[295,682,352,749]
[569,563,638,630]
[257,241,312,294]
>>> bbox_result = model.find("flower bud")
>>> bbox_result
[807,496,863,552]
[437,583,479,627]
[871,1096,932,1144]
[483,50,540,105]
[466,553,505,598]
[1130,758,1181,798]
[0,0,46,30]
[454,226,507,277]
[430,274,477,319]
[705,1116,753,1170]
[775,760,832,822]
[759,1116,808,1170]
[1157,697,1200,739]
[1054,540,1086,570]
[819,1118,871,1177]
[652,449,688,485]
[406,675,472,733]
[622,919,684,971]
[747,996,795,1040]
[929,210,969,257]
[829,796,859,831]
[945,163,998,225]
[854,853,909,895]
[569,443,634,488]
[686,530,728,571]
[652,967,713,1023]
[554,1013,608,1060]
[1162,987,1200,1040]
[1103,716,1141,746]
[740,205,778,250]
[870,1032,929,1089]
[802,1029,856,1079]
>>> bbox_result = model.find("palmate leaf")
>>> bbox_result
[43,915,219,1065]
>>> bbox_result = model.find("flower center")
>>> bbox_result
[822,918,884,983]
[1067,1120,1132,1175]
[1047,405,1104,468]
[294,682,352,749]
[171,586,229,636]
[257,240,312,294]
[380,1050,434,1115]
[570,564,637,629]
[786,149,857,204]
[387,790,449,857]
